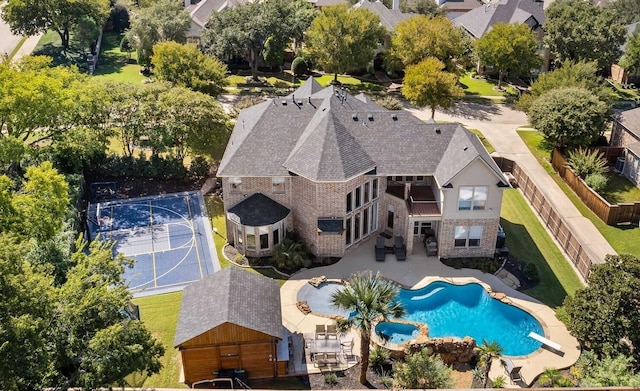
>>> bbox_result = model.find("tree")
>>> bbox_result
[46,237,164,389]
[608,0,640,25]
[151,41,228,96]
[402,57,464,119]
[393,348,453,389]
[11,161,70,242]
[108,0,130,33]
[574,351,640,387]
[516,60,608,113]
[388,15,470,73]
[203,0,316,80]
[528,87,608,149]
[544,0,626,70]
[331,271,405,384]
[474,22,541,89]
[125,0,191,65]
[72,15,101,53]
[619,33,640,84]
[304,5,386,82]
[563,254,640,360]
[400,0,446,17]
[476,340,503,388]
[1,0,110,49]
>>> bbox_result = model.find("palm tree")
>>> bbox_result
[476,340,503,388]
[538,368,562,387]
[331,271,405,385]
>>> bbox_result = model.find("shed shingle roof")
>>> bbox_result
[614,106,640,140]
[174,267,282,347]
[453,0,544,38]
[217,77,506,185]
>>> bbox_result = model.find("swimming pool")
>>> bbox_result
[300,280,543,356]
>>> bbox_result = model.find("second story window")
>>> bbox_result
[230,177,242,192]
[272,177,285,194]
[458,186,488,211]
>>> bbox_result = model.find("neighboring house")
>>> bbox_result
[454,0,548,71]
[174,267,288,386]
[610,107,640,187]
[441,0,483,19]
[217,77,509,259]
[183,0,253,40]
[611,22,640,85]
[354,0,415,32]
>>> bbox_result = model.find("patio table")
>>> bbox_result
[310,338,341,355]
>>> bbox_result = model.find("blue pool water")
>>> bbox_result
[300,280,543,356]
[376,322,420,344]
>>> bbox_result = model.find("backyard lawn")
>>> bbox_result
[459,73,517,97]
[92,32,145,84]
[131,291,185,389]
[501,189,583,307]
[518,129,640,257]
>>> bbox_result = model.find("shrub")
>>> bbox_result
[324,372,338,385]
[233,95,266,116]
[369,345,391,371]
[523,262,539,282]
[393,348,453,389]
[567,147,608,179]
[491,375,507,388]
[189,156,210,182]
[291,57,309,76]
[270,79,290,88]
[376,96,403,110]
[380,370,393,389]
[585,172,608,192]
[271,232,310,271]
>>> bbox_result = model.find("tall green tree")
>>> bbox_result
[125,0,191,65]
[563,254,640,360]
[619,33,640,84]
[393,348,453,389]
[528,87,609,149]
[474,22,541,89]
[516,60,608,113]
[402,57,464,119]
[331,271,405,385]
[72,15,101,53]
[151,41,228,96]
[1,0,110,49]
[544,0,627,70]
[304,5,386,82]
[476,340,503,388]
[400,0,446,17]
[388,15,470,73]
[574,351,640,387]
[608,0,640,25]
[203,0,316,80]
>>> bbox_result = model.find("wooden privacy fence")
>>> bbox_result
[551,149,640,226]
[493,157,598,280]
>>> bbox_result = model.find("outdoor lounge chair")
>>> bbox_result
[315,324,326,339]
[326,324,338,339]
[501,357,523,384]
[394,236,406,261]
[375,236,386,261]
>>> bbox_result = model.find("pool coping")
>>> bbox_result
[280,241,581,387]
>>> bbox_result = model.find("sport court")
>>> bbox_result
[87,191,219,296]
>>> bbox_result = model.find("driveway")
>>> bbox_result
[0,1,23,57]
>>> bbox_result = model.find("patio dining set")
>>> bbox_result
[306,324,356,371]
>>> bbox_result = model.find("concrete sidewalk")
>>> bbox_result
[406,101,616,275]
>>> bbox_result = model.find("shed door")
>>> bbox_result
[219,345,241,369]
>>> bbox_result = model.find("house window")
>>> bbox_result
[236,225,243,248]
[354,213,361,241]
[406,176,414,182]
[416,176,424,182]
[346,192,352,213]
[345,217,352,246]
[372,179,378,199]
[363,207,369,236]
[458,186,488,211]
[230,177,242,192]
[272,177,285,194]
[454,225,483,247]
[273,228,280,246]
[355,187,362,208]
[371,203,378,232]
[363,182,370,204]
[259,227,269,250]
[246,227,256,250]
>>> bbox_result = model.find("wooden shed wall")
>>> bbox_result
[180,322,272,347]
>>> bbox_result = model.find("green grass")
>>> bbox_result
[7,36,28,61]
[518,130,640,257]
[469,128,495,154]
[600,172,640,204]
[131,292,186,389]
[92,32,145,84]
[32,30,86,67]
[501,189,583,307]
[459,73,517,97]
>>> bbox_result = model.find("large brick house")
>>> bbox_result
[217,78,509,259]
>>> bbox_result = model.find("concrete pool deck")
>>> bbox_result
[280,237,580,387]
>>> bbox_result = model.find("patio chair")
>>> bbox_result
[326,324,338,339]
[325,352,339,365]
[394,236,406,261]
[375,236,386,262]
[340,335,354,354]
[501,357,523,384]
[315,324,327,339]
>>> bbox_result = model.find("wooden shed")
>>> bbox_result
[174,267,288,386]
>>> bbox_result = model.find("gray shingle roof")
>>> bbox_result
[614,106,640,140]
[454,0,545,38]
[218,78,505,184]
[227,193,290,226]
[188,0,254,28]
[353,0,416,31]
[174,267,282,347]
